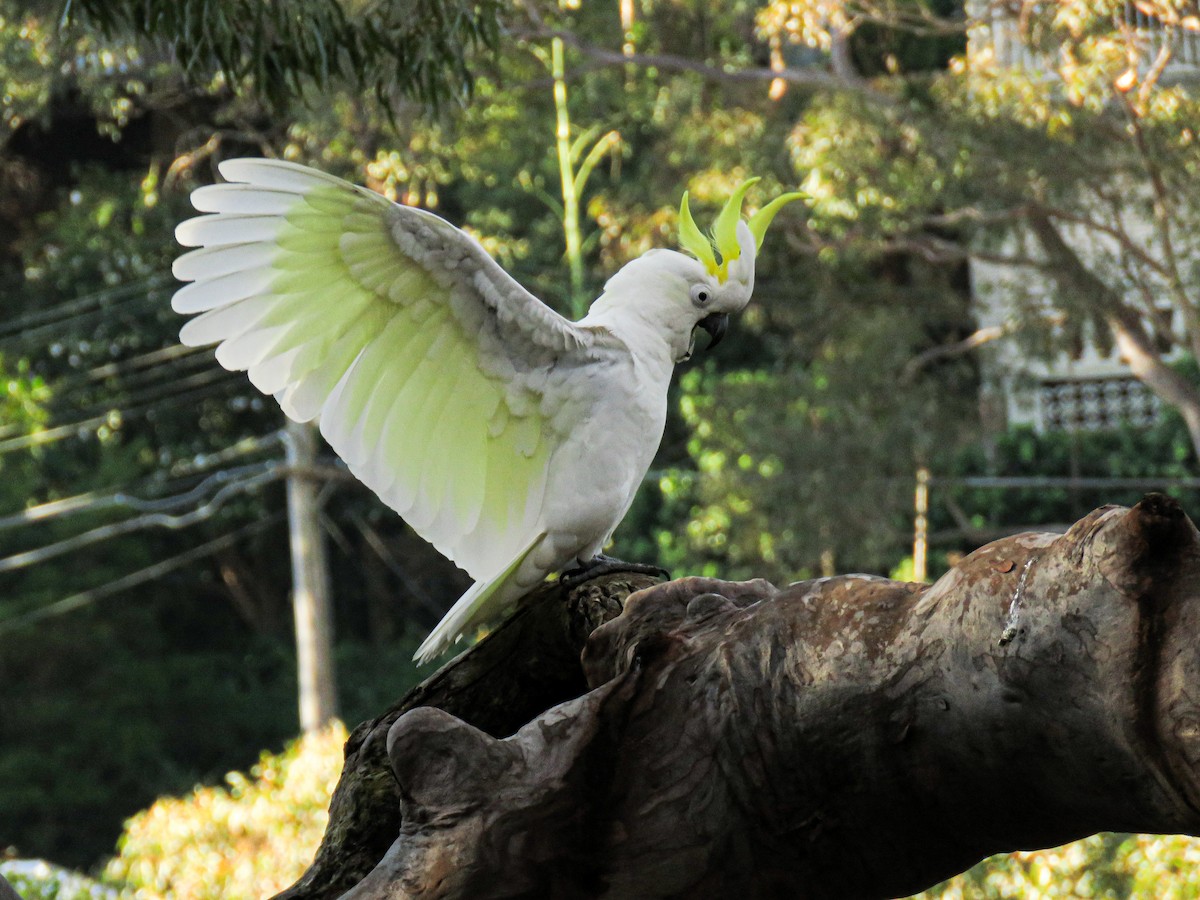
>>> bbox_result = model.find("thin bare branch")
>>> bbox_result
[901,321,1019,381]
[1119,96,1200,360]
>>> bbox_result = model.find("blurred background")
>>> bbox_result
[2,0,1200,896]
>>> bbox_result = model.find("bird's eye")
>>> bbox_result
[690,285,711,305]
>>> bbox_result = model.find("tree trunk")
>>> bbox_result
[277,496,1200,899]
[285,418,339,732]
[1025,208,1200,460]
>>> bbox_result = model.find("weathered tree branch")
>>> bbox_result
[274,572,663,900]
[280,496,1200,899]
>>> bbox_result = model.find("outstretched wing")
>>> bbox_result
[173,158,600,580]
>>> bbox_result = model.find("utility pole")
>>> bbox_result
[284,418,339,731]
[913,467,930,584]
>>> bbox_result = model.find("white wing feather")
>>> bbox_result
[173,158,606,587]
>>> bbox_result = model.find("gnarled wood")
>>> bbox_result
[0,874,21,900]
[275,572,662,900]
[280,496,1200,899]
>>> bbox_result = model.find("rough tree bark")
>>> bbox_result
[278,496,1200,899]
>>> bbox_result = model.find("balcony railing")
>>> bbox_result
[970,1,1200,76]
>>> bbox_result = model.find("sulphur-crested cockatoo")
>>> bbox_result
[172,159,799,662]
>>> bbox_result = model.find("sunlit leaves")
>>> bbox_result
[106,723,347,899]
[1,360,50,436]
[912,833,1200,900]
[0,3,55,140]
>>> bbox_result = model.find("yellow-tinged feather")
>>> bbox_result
[411,363,473,530]
[366,315,459,497]
[338,232,393,264]
[345,210,386,233]
[277,229,349,254]
[406,294,439,323]
[413,531,547,664]
[747,191,806,249]
[270,247,342,270]
[324,309,424,455]
[712,177,759,269]
[374,377,446,513]
[248,295,377,393]
[446,373,498,534]
[387,267,438,304]
[278,305,392,422]
[301,187,360,216]
[341,310,433,466]
[678,192,718,276]
[351,256,406,294]
[433,365,499,535]
[269,262,355,296]
[486,402,510,438]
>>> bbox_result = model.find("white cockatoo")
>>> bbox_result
[172,159,800,662]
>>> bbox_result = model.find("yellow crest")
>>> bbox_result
[678,178,805,282]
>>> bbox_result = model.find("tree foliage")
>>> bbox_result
[56,0,501,110]
[105,723,346,899]
[765,0,1200,452]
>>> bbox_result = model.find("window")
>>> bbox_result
[1040,377,1161,430]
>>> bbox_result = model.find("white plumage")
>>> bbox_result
[172,158,797,663]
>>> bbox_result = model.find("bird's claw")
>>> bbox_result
[559,554,670,589]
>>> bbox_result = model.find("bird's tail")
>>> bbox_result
[414,532,547,665]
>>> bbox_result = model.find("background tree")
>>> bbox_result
[760,0,1200,453]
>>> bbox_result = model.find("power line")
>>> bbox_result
[0,354,229,441]
[84,343,209,382]
[77,365,239,418]
[167,430,285,477]
[0,293,164,351]
[346,509,442,617]
[0,464,283,573]
[75,346,215,395]
[0,372,245,454]
[0,342,210,430]
[0,456,282,530]
[0,512,287,636]
[0,276,168,342]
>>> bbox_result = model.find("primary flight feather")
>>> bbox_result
[172,159,800,663]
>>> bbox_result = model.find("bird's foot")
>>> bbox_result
[559,554,670,589]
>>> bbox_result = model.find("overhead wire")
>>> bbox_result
[346,509,442,616]
[0,464,284,573]
[0,282,299,636]
[83,343,210,382]
[0,282,168,349]
[167,430,285,478]
[73,346,216,395]
[0,371,247,455]
[0,355,233,441]
[0,512,288,636]
[0,445,284,530]
[0,275,168,334]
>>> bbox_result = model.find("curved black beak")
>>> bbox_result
[697,312,730,351]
